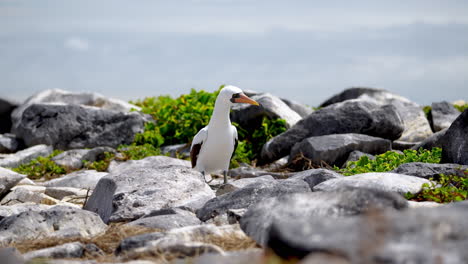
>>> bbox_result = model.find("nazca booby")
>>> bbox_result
[190,86,259,183]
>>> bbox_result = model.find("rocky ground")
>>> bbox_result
[0,88,467,264]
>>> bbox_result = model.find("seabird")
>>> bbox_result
[190,85,259,184]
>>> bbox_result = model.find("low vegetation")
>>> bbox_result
[13,150,66,180]
[406,173,468,203]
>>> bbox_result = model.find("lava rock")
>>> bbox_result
[260,99,404,164]
[430,101,460,132]
[281,98,314,118]
[0,167,26,197]
[287,169,344,189]
[216,175,275,196]
[45,187,88,200]
[313,172,430,194]
[391,162,468,179]
[439,109,468,165]
[84,160,214,223]
[0,203,51,221]
[411,128,447,150]
[0,98,17,134]
[22,242,85,261]
[0,134,20,154]
[125,208,201,230]
[13,103,145,150]
[0,144,52,168]
[289,133,391,167]
[228,166,292,179]
[51,147,116,170]
[196,179,310,222]
[108,155,190,173]
[43,170,108,190]
[240,188,408,246]
[0,205,107,244]
[343,150,375,167]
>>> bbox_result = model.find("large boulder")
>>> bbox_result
[42,170,108,190]
[260,100,404,164]
[231,93,302,129]
[0,144,52,168]
[439,109,468,165]
[0,167,26,197]
[0,205,107,244]
[289,133,391,167]
[11,88,140,133]
[13,103,145,149]
[430,101,460,132]
[391,162,468,179]
[196,179,310,222]
[240,188,408,246]
[0,98,17,134]
[320,87,433,142]
[313,172,431,195]
[257,204,468,262]
[84,157,214,223]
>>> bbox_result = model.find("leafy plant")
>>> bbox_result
[83,152,116,172]
[454,103,468,113]
[13,150,66,180]
[337,148,442,176]
[406,173,468,203]
[118,144,162,160]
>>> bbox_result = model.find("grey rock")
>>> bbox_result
[320,87,433,142]
[240,189,408,246]
[343,150,375,167]
[313,172,431,194]
[43,170,108,189]
[431,101,460,132]
[125,208,201,230]
[13,103,145,149]
[391,162,468,179]
[52,147,116,170]
[228,166,292,179]
[281,98,314,118]
[260,99,404,164]
[216,175,275,196]
[287,169,344,189]
[231,93,302,129]
[0,98,17,134]
[0,134,20,153]
[227,208,248,224]
[0,167,26,197]
[160,143,191,159]
[0,203,51,221]
[116,232,165,255]
[0,247,24,264]
[84,161,214,223]
[412,128,447,150]
[289,133,391,167]
[0,144,52,168]
[392,140,417,150]
[22,242,85,261]
[11,88,140,133]
[439,109,468,165]
[1,187,49,205]
[124,241,224,259]
[196,179,310,221]
[172,249,264,264]
[45,187,88,200]
[108,155,190,174]
[0,205,107,244]
[262,204,468,262]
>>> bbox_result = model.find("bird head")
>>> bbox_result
[219,85,260,106]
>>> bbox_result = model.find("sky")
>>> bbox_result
[0,0,467,107]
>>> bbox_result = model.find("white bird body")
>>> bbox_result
[190,85,259,183]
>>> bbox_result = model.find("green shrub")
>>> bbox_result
[13,150,66,180]
[83,152,115,172]
[454,103,468,113]
[405,173,468,203]
[118,144,162,160]
[337,148,442,176]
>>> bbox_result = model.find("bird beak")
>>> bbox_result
[233,93,260,106]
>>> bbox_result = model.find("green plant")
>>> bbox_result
[83,152,115,172]
[337,148,442,176]
[118,144,162,160]
[454,103,468,113]
[405,173,468,203]
[13,150,66,180]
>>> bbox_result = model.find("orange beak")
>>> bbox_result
[233,93,260,106]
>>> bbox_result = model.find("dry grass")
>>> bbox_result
[277,152,333,173]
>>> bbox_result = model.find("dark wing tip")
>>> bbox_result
[190,143,202,168]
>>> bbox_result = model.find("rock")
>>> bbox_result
[22,242,85,261]
[43,170,108,189]
[287,169,344,189]
[0,247,24,264]
[216,175,275,196]
[0,134,20,154]
[45,187,88,200]
[240,188,407,246]
[289,133,391,167]
[125,208,201,230]
[439,109,468,165]
[172,249,264,264]
[391,162,468,179]
[51,147,116,170]
[108,155,190,174]
[124,241,224,259]
[0,167,26,197]
[160,143,191,159]
[227,208,248,224]
[430,101,460,132]
[319,87,433,142]
[281,98,314,118]
[0,98,17,134]
[408,201,441,208]
[117,224,246,256]
[0,144,52,168]
[196,179,310,222]
[391,140,417,150]
[16,177,35,186]
[231,93,302,129]
[343,150,375,167]
[13,103,145,149]
[259,99,404,164]
[0,203,51,221]
[84,162,214,223]
[313,172,431,195]
[1,187,60,206]
[11,89,141,132]
[228,166,292,179]
[411,128,446,150]
[0,205,107,244]
[261,204,468,262]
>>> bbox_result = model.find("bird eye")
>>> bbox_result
[232,93,241,98]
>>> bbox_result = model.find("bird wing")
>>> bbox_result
[230,125,238,161]
[190,126,208,168]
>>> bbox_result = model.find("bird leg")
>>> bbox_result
[223,170,228,184]
[202,171,214,184]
